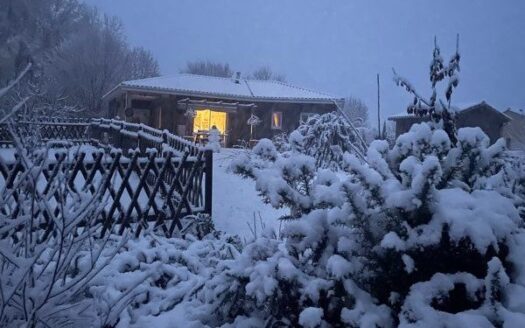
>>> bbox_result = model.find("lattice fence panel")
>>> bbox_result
[0,148,208,238]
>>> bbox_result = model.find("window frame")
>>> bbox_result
[271,111,283,130]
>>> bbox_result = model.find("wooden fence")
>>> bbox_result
[0,118,212,237]
[0,117,91,146]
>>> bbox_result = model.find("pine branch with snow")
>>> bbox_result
[393,36,461,144]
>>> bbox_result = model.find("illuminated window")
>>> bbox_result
[193,109,227,133]
[271,111,282,129]
[300,112,317,124]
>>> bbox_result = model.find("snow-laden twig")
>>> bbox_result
[332,99,368,161]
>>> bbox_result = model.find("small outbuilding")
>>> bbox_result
[102,73,343,147]
[388,101,512,144]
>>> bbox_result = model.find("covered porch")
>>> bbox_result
[177,98,257,146]
[112,92,257,147]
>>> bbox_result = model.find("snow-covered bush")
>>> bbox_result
[232,138,317,219]
[244,112,368,171]
[230,121,525,327]
[504,152,525,220]
[101,225,391,327]
[271,132,292,153]
[231,112,368,217]
[90,232,243,327]
[354,126,525,323]
[194,227,392,327]
[294,112,367,169]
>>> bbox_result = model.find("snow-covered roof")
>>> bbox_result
[104,74,341,104]
[460,101,511,121]
[388,111,416,120]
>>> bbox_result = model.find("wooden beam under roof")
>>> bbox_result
[176,98,256,112]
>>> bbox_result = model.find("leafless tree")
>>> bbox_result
[181,60,233,78]
[0,0,84,85]
[44,8,159,115]
[2,1,160,117]
[343,97,369,127]
[43,12,125,114]
[128,46,160,80]
[249,66,286,82]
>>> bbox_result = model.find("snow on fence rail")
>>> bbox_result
[0,118,212,238]
[90,118,201,156]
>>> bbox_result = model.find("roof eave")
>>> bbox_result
[109,84,340,105]
[388,116,417,121]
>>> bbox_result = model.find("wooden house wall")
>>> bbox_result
[392,117,427,137]
[111,91,337,147]
[457,108,507,143]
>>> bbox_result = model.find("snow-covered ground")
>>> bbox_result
[212,148,287,239]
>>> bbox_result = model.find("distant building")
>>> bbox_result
[102,74,343,147]
[502,108,525,151]
[388,101,512,144]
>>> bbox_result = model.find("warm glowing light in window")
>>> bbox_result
[193,109,227,133]
[271,112,282,129]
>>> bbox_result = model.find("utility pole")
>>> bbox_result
[377,73,381,139]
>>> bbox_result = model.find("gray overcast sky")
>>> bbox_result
[85,0,525,121]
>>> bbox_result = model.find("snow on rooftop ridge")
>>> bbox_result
[505,107,525,116]
[119,73,340,102]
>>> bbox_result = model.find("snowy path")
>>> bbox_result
[212,148,287,239]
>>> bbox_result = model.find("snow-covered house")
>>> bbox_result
[102,74,343,147]
[502,108,525,152]
[388,101,512,144]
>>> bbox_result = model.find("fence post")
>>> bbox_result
[116,121,123,148]
[204,149,213,215]
[162,130,168,155]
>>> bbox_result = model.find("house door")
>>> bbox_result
[193,109,227,133]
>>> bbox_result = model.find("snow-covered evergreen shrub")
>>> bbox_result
[271,132,292,153]
[232,138,317,219]
[504,152,525,221]
[111,225,391,327]
[231,122,525,327]
[195,226,392,327]
[231,112,368,217]
[294,112,367,169]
